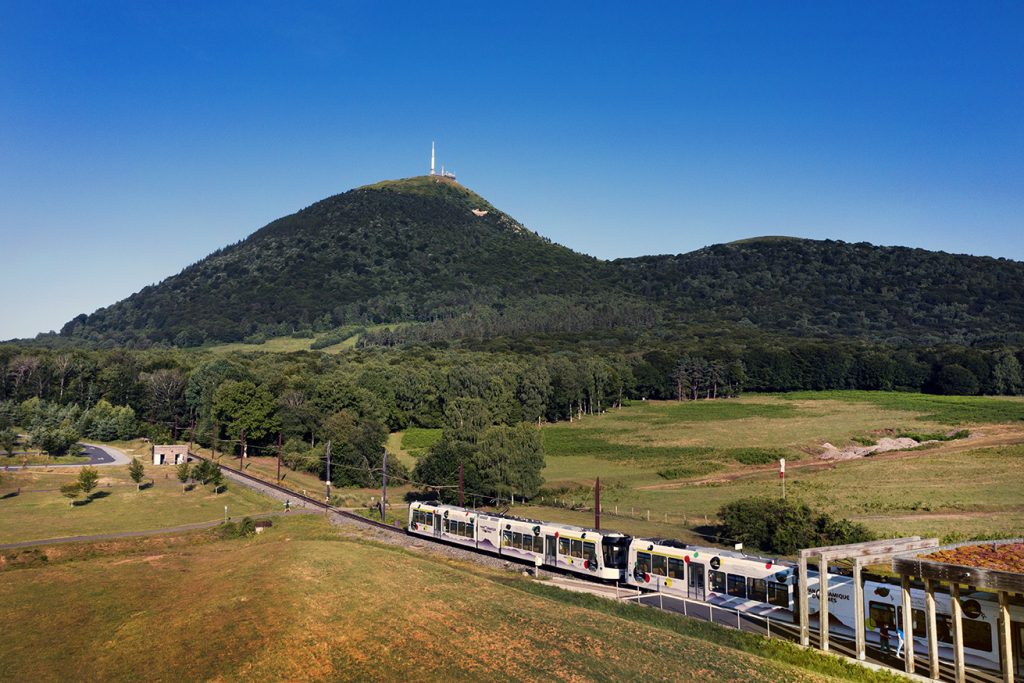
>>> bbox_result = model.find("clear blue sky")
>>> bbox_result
[2,2,1022,340]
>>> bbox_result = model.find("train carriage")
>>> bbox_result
[408,502,630,581]
[625,539,796,620]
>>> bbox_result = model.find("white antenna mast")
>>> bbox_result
[431,141,436,176]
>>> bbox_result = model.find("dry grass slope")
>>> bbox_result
[0,517,900,682]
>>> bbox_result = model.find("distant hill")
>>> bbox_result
[55,176,1024,347]
[615,239,1024,346]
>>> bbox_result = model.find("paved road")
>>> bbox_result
[0,509,313,551]
[3,443,131,470]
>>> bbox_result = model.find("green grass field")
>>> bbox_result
[538,393,1024,543]
[0,466,276,544]
[0,515,901,682]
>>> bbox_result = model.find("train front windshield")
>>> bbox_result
[602,536,631,568]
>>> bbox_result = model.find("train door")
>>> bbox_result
[688,562,706,601]
[545,535,557,566]
[433,513,442,538]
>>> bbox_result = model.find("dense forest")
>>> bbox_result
[38,176,1024,349]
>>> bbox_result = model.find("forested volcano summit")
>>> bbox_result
[56,177,1024,347]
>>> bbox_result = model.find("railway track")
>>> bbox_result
[187,451,400,533]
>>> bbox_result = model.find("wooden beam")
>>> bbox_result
[820,554,830,652]
[999,590,1014,683]
[925,578,940,681]
[951,582,965,683]
[800,536,921,559]
[894,554,1024,593]
[798,555,810,647]
[854,561,866,660]
[848,542,941,567]
[901,574,916,675]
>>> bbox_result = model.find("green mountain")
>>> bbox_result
[58,177,1024,347]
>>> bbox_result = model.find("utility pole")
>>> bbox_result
[381,448,388,522]
[188,419,196,453]
[325,441,331,504]
[276,432,282,482]
[239,428,246,469]
[595,477,601,530]
[211,423,217,460]
[459,462,464,507]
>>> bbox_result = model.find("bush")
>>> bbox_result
[726,447,787,465]
[717,497,873,555]
[220,516,257,539]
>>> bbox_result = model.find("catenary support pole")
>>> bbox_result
[325,441,331,504]
[901,574,916,674]
[925,578,940,680]
[459,462,463,507]
[381,449,388,522]
[595,477,600,530]
[277,432,282,482]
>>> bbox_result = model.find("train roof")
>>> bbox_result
[638,536,793,568]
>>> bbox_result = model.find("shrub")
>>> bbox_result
[717,497,873,555]
[220,517,257,539]
[726,447,787,465]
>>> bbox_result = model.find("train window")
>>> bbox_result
[636,552,652,574]
[768,581,789,608]
[710,570,726,593]
[533,535,543,553]
[458,521,467,537]
[652,554,667,576]
[727,574,747,599]
[467,523,475,539]
[895,607,927,638]
[935,615,953,644]
[668,558,685,579]
[571,539,583,559]
[963,619,993,652]
[583,542,597,565]
[869,601,895,628]
[559,538,570,555]
[503,530,513,547]
[513,532,522,549]
[747,577,767,603]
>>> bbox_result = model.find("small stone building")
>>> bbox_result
[152,444,189,466]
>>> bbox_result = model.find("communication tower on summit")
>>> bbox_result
[429,141,456,181]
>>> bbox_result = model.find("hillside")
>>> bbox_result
[616,238,1024,345]
[53,178,1024,347]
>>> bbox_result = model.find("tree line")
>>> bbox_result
[1,337,1022,491]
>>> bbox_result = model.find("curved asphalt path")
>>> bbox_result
[4,442,131,469]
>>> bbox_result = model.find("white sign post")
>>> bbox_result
[779,458,786,500]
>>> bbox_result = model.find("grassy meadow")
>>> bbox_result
[537,393,1024,543]
[0,465,276,544]
[0,514,902,683]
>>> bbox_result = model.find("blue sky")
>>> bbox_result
[2,2,1022,340]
